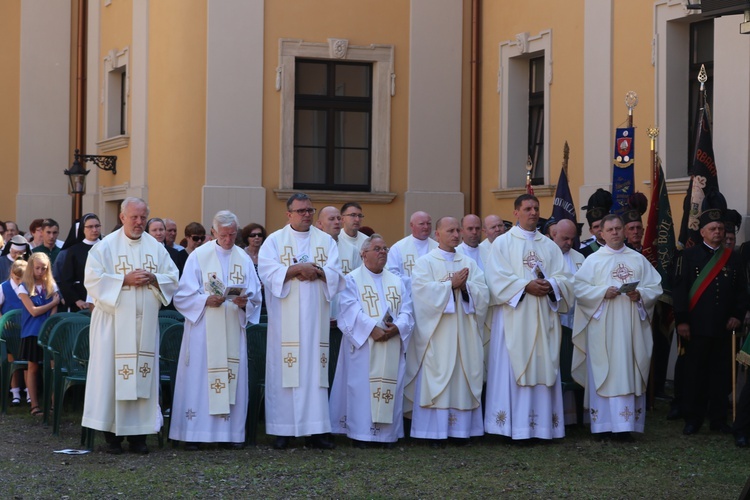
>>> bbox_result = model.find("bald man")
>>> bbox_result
[386,211,437,279]
[552,218,586,425]
[478,215,505,256]
[317,206,362,276]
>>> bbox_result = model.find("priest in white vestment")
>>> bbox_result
[484,194,573,441]
[170,211,262,449]
[330,234,414,446]
[404,217,489,446]
[386,211,437,279]
[477,214,506,257]
[339,202,369,250]
[551,219,587,425]
[572,214,662,437]
[83,198,179,455]
[316,206,362,276]
[258,193,345,450]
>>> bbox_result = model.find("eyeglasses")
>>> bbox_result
[248,233,263,238]
[84,224,101,230]
[289,208,316,216]
[191,235,206,242]
[342,213,365,219]
[366,246,389,253]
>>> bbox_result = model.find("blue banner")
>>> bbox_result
[612,127,635,215]
[551,167,577,224]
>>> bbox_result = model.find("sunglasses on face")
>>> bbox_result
[248,233,263,238]
[191,235,206,242]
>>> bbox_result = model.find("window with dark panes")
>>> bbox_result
[294,59,372,191]
[528,56,544,185]
[688,19,713,173]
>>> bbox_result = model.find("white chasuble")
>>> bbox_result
[82,230,178,435]
[349,266,403,424]
[386,235,437,278]
[484,226,573,387]
[405,249,489,413]
[572,245,662,399]
[195,243,250,415]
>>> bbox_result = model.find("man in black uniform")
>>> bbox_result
[673,207,748,435]
[579,189,612,258]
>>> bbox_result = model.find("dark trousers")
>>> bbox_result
[683,335,732,427]
[734,375,750,437]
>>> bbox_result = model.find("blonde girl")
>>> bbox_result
[18,252,59,416]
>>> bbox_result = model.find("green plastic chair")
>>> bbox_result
[159,322,184,445]
[560,325,584,425]
[0,309,24,414]
[46,316,91,435]
[38,312,81,424]
[245,322,267,445]
[159,309,185,322]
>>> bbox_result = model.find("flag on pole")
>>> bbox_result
[612,127,635,214]
[551,167,576,225]
[678,103,719,249]
[642,156,676,298]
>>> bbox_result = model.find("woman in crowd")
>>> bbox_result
[1,259,29,405]
[60,213,101,312]
[147,217,186,275]
[17,253,59,416]
[28,219,45,249]
[241,223,266,310]
[180,222,207,259]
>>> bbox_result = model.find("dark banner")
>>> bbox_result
[612,127,635,214]
[642,158,676,298]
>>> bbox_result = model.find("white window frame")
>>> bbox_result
[494,30,554,199]
[276,38,396,204]
[97,46,130,152]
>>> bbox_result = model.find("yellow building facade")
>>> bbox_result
[2,0,749,244]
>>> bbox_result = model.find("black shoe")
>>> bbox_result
[683,423,700,435]
[106,442,123,455]
[307,434,335,450]
[429,439,447,449]
[129,441,149,455]
[184,442,200,451]
[666,407,682,420]
[351,439,368,449]
[219,442,245,450]
[735,435,749,448]
[273,436,290,450]
[709,423,732,434]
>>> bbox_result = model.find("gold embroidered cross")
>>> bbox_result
[143,254,157,273]
[229,264,244,284]
[314,247,327,266]
[320,352,328,368]
[620,406,634,422]
[382,389,394,404]
[495,410,507,427]
[386,286,401,313]
[529,410,538,429]
[341,259,352,275]
[403,255,416,276]
[372,387,381,401]
[185,409,196,421]
[210,378,226,393]
[139,363,151,377]
[280,246,294,266]
[448,412,457,426]
[227,368,236,381]
[361,285,380,317]
[284,352,297,367]
[118,364,134,380]
[116,256,133,275]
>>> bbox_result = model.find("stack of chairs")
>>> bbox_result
[0,309,24,414]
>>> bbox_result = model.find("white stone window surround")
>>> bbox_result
[275,38,396,204]
[494,30,555,199]
[97,46,130,152]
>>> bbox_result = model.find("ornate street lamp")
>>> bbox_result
[64,149,117,221]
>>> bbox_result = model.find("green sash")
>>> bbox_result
[688,246,731,311]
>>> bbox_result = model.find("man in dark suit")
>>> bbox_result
[673,207,748,435]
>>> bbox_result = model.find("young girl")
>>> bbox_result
[1,259,28,405]
[18,252,59,416]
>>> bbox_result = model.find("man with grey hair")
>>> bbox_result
[316,206,362,275]
[83,197,180,454]
[164,218,184,251]
[259,193,345,450]
[170,210,262,450]
[386,211,437,279]
[479,214,505,254]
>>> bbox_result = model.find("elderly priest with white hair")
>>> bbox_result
[83,197,179,455]
[170,210,262,450]
[329,234,414,447]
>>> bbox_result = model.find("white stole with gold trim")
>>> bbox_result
[350,266,402,424]
[196,243,246,415]
[277,225,331,388]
